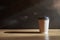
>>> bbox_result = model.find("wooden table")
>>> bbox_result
[0,29,60,40]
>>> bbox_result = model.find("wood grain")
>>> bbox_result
[0,29,60,40]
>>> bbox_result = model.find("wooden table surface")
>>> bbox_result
[0,29,60,40]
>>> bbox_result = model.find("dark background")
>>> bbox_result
[0,0,60,29]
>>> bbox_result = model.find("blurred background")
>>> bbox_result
[0,0,60,29]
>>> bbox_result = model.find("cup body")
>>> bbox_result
[38,17,49,34]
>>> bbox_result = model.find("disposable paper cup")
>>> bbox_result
[38,17,49,34]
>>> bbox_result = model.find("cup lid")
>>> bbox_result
[38,16,49,20]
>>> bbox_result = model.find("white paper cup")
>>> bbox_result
[38,17,49,34]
